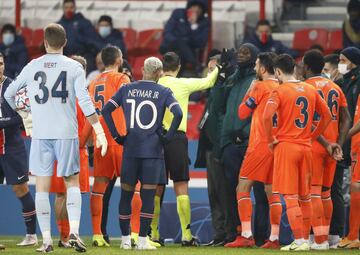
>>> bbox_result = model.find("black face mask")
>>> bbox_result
[351,19,360,32]
[238,61,254,70]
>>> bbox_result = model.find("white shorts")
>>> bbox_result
[29,139,80,177]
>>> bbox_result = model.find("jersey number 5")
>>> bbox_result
[94,85,105,115]
[126,99,157,130]
[34,71,68,104]
[295,96,309,128]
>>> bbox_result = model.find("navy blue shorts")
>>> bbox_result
[0,150,29,185]
[121,157,166,186]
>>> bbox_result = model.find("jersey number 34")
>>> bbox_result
[34,71,68,104]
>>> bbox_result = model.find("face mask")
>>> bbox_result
[99,26,111,38]
[350,19,360,32]
[259,32,268,44]
[65,10,74,20]
[2,33,15,46]
[338,63,350,75]
[323,72,331,79]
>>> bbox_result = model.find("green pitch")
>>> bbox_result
[0,237,359,254]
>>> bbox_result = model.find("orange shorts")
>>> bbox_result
[94,145,123,179]
[272,142,312,196]
[50,148,90,193]
[351,151,360,183]
[311,150,337,187]
[239,142,274,184]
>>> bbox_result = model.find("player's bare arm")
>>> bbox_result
[338,106,351,145]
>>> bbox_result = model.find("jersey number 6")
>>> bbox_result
[34,71,68,104]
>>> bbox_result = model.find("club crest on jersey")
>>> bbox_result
[295,86,305,92]
[315,80,328,88]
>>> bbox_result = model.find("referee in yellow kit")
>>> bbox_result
[150,51,232,246]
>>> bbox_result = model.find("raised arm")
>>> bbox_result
[181,67,219,94]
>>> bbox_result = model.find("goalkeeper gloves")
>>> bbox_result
[92,122,108,156]
[17,110,32,137]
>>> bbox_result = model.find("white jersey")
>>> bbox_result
[4,53,95,139]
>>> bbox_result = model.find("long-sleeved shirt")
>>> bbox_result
[0,76,26,154]
[4,54,95,139]
[159,67,218,132]
[102,80,182,158]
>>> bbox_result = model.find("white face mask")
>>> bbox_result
[99,26,111,38]
[323,72,331,79]
[338,63,350,75]
[2,33,15,46]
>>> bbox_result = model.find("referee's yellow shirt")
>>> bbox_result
[159,67,219,132]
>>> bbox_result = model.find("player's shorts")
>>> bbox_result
[239,142,274,184]
[0,149,28,185]
[121,157,166,186]
[94,145,123,179]
[50,148,90,193]
[351,151,360,183]
[272,142,312,196]
[29,139,80,177]
[311,150,337,187]
[163,131,189,183]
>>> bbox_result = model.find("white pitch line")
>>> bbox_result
[22,176,208,188]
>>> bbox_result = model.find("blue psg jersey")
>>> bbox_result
[108,80,179,158]
[0,77,26,155]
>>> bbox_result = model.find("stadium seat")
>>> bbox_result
[121,28,137,53]
[32,29,44,47]
[19,27,33,47]
[28,28,45,60]
[293,28,329,54]
[135,29,163,56]
[132,54,162,80]
[187,103,205,140]
[327,29,343,53]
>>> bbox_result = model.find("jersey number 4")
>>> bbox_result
[34,71,68,104]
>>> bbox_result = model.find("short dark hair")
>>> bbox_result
[256,19,271,29]
[101,45,121,67]
[303,49,325,74]
[44,23,67,49]
[98,15,113,27]
[273,54,295,75]
[257,52,277,75]
[324,54,340,66]
[63,0,75,5]
[1,24,16,35]
[162,52,181,72]
[309,44,324,53]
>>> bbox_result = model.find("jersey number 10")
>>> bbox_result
[126,99,157,130]
[34,71,68,104]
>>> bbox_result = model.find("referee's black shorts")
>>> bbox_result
[163,131,190,183]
